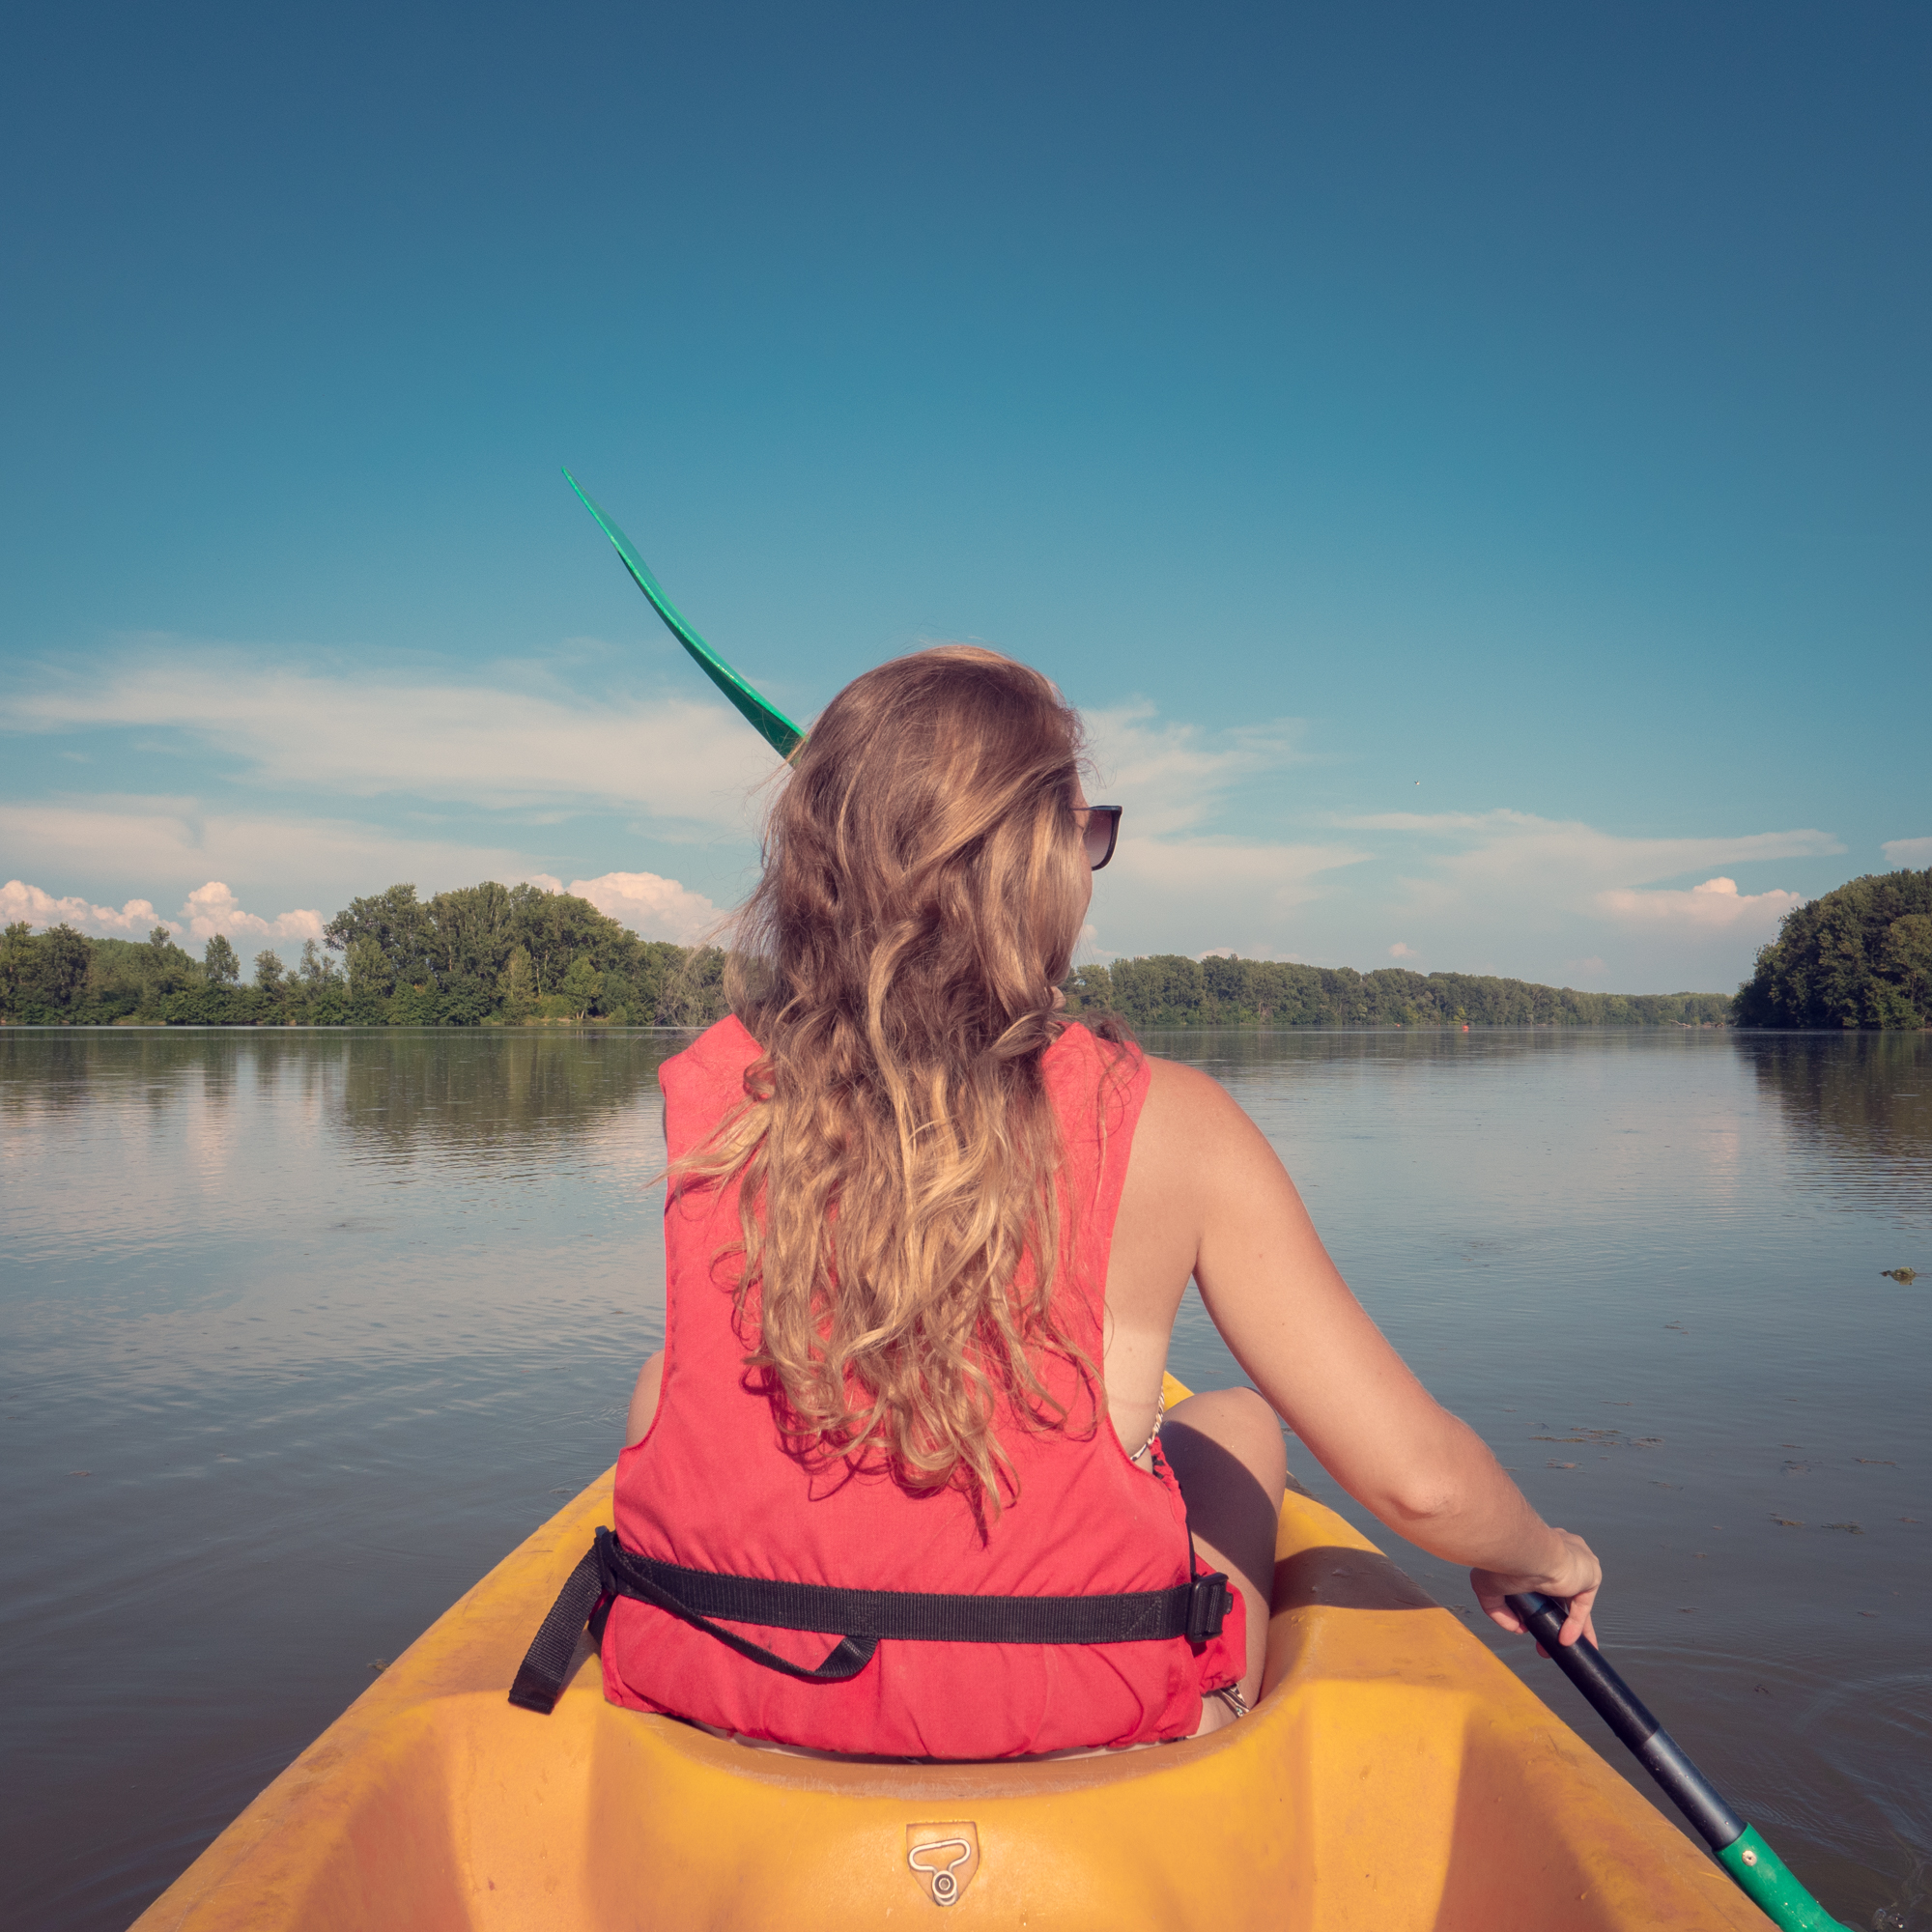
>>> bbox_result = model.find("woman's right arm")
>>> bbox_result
[624,1350,665,1449]
[1141,1058,1602,1646]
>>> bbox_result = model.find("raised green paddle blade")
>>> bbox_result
[562,469,805,760]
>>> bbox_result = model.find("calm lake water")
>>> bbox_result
[2,1026,1927,1930]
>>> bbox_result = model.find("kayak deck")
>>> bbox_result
[132,1385,1772,1930]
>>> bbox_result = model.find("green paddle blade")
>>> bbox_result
[562,468,806,760]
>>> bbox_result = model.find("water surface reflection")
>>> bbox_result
[1,1027,1925,1929]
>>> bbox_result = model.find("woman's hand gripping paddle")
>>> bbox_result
[562,469,806,761]
[1506,1592,1854,1931]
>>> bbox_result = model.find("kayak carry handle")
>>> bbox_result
[1506,1591,1855,1932]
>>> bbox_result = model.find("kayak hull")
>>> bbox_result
[132,1388,1772,1929]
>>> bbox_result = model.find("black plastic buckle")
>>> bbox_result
[1186,1572,1231,1642]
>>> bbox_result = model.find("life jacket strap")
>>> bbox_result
[508,1524,1231,1716]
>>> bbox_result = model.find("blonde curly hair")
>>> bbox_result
[672,645,1103,1514]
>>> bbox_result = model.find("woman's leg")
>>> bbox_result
[1159,1387,1286,1726]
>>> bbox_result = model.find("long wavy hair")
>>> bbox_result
[671,645,1104,1513]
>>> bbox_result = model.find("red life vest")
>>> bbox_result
[599,1015,1245,1758]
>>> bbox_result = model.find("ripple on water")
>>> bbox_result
[2,1026,1927,1930]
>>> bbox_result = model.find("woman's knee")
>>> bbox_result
[1161,1387,1287,1530]
[1168,1385,1285,1485]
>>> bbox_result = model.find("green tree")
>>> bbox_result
[499,943,535,1015]
[1880,914,1932,1023]
[140,928,201,1003]
[559,954,604,1019]
[325,884,432,993]
[204,934,241,985]
[1110,954,1206,1025]
[1066,949,1729,1031]
[1063,961,1114,1011]
[0,922,93,1019]
[1736,868,1932,1028]
[35,923,94,1012]
[655,945,730,1027]
[509,884,629,995]
[0,922,37,1015]
[345,934,388,996]
[424,881,519,985]
[298,938,340,988]
[253,949,286,991]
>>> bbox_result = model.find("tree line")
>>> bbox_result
[4,876,1737,1029]
[0,881,729,1028]
[1061,955,1731,1030]
[1733,867,1932,1029]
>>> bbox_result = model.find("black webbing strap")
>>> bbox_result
[508,1542,611,1714]
[508,1524,1232,1715]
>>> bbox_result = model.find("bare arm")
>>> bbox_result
[618,1089,672,1453]
[1137,1058,1601,1645]
[624,1350,665,1449]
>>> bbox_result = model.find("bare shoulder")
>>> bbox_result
[1116,1052,1292,1299]
[1141,1053,1260,1140]
[1135,1053,1274,1191]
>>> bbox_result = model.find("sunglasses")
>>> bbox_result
[1075,805,1122,871]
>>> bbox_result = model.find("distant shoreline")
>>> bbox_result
[1,1016,1736,1035]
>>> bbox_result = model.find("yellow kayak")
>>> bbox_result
[131,1377,1772,1929]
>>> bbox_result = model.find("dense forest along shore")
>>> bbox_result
[2,882,1726,1029]
[5,862,1927,1030]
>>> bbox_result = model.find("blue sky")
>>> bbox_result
[3,2,1926,990]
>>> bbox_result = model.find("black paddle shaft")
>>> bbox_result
[1505,1591,1745,1853]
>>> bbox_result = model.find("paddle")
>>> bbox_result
[562,469,807,761]
[1506,1592,1853,1931]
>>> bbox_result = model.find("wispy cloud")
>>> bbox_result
[1090,836,1371,957]
[1596,875,1803,932]
[0,648,1876,987]
[2,646,779,829]
[1882,836,1932,867]
[1073,700,1365,954]
[1299,808,1843,985]
[1335,808,1839,923]
[1082,701,1313,837]
[0,798,541,894]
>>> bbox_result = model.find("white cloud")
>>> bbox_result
[177,882,325,946]
[1882,836,1932,867]
[1335,809,1836,929]
[1388,941,1418,958]
[1091,835,1372,957]
[1069,699,1364,957]
[1564,956,1610,980]
[2,649,780,829]
[1337,810,1840,906]
[0,880,170,938]
[0,799,540,898]
[1313,808,1841,986]
[1115,837,1366,900]
[560,869,724,946]
[1081,702,1311,838]
[1595,875,1803,933]
[0,877,324,947]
